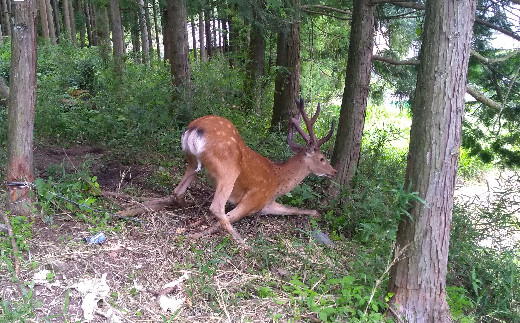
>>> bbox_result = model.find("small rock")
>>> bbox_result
[312,230,335,247]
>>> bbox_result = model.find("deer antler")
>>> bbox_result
[287,97,335,153]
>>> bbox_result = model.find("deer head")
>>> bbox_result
[287,97,336,177]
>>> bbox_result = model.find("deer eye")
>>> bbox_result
[320,157,325,162]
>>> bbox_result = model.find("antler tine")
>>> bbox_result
[317,119,336,147]
[295,97,318,145]
[310,102,321,124]
[287,113,311,151]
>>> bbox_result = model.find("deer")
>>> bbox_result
[173,98,336,244]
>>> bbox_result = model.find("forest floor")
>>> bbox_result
[1,145,351,322]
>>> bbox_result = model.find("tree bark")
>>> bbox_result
[330,0,375,196]
[68,0,77,45]
[38,0,50,41]
[138,0,150,65]
[270,0,300,133]
[161,3,170,63]
[62,0,72,40]
[85,1,94,45]
[6,0,38,216]
[51,0,61,42]
[97,5,111,65]
[1,0,10,37]
[109,0,125,76]
[204,8,212,58]
[199,11,206,61]
[152,0,161,60]
[387,0,477,321]
[190,15,197,61]
[243,7,266,111]
[130,11,141,62]
[167,0,191,87]
[77,0,86,47]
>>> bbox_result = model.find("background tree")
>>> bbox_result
[6,0,38,216]
[387,0,477,320]
[167,0,190,87]
[329,0,375,197]
[270,0,301,132]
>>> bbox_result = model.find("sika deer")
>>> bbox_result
[173,98,336,243]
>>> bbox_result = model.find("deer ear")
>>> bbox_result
[289,144,303,154]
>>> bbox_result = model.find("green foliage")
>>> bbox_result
[449,174,520,321]
[33,161,110,230]
[0,281,41,323]
[0,214,33,253]
[276,274,389,322]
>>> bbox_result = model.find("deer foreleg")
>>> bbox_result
[260,201,320,218]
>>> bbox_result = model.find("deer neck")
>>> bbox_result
[273,152,311,198]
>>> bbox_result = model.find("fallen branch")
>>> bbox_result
[114,196,178,217]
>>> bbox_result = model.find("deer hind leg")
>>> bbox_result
[173,154,198,207]
[192,190,266,239]
[260,201,320,218]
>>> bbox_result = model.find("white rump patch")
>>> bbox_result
[181,129,206,172]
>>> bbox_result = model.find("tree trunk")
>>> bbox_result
[138,0,150,65]
[85,1,93,45]
[77,0,86,47]
[109,0,125,76]
[330,0,375,196]
[190,15,197,61]
[243,14,266,111]
[161,3,170,63]
[152,0,161,60]
[62,0,72,40]
[387,0,477,321]
[6,0,38,216]
[130,11,140,61]
[270,0,300,133]
[38,0,50,41]
[97,5,111,65]
[68,0,77,45]
[1,0,10,37]
[167,0,190,87]
[45,0,56,44]
[51,0,61,42]
[145,0,153,58]
[199,11,206,61]
[204,8,212,58]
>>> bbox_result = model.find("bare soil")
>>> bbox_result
[1,145,328,322]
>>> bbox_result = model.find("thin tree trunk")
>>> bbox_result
[190,15,197,61]
[243,5,266,111]
[138,0,150,65]
[161,4,170,63]
[1,0,10,37]
[387,0,477,321]
[130,11,140,61]
[167,0,190,87]
[45,0,56,44]
[38,0,50,41]
[330,0,375,196]
[270,0,300,132]
[77,0,86,47]
[51,0,61,42]
[204,8,212,58]
[109,0,125,76]
[97,5,111,65]
[199,11,206,61]
[68,0,77,45]
[7,0,38,216]
[152,0,161,60]
[85,1,93,46]
[145,0,153,59]
[62,0,72,40]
